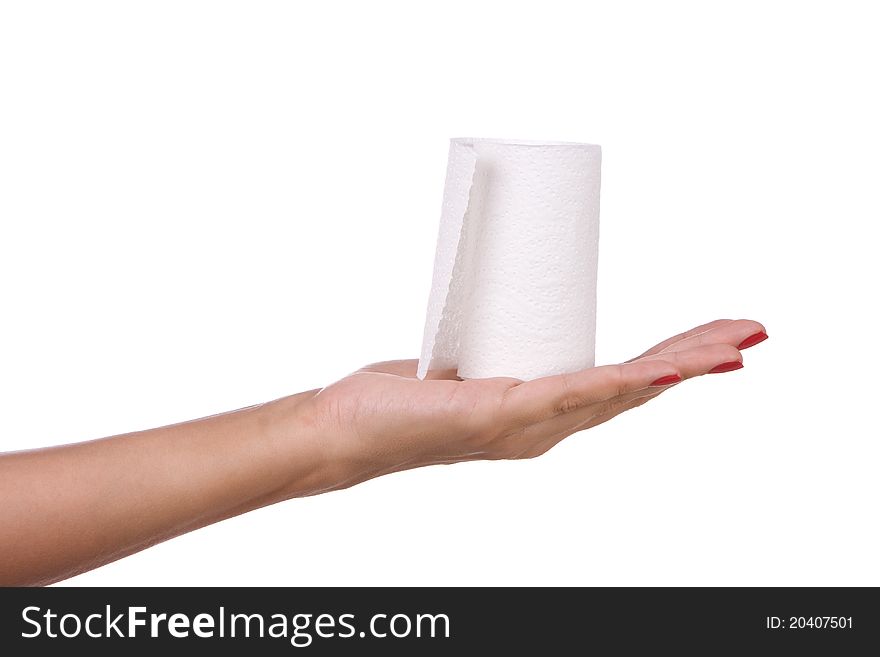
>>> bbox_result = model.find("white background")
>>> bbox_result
[1,1,877,586]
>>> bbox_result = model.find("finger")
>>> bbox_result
[554,343,743,433]
[639,342,743,379]
[505,341,739,427]
[630,319,734,360]
[500,358,680,426]
[559,345,748,444]
[593,386,657,421]
[559,384,672,444]
[584,387,661,428]
[511,386,671,458]
[503,343,744,454]
[652,319,767,356]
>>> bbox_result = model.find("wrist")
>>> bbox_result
[257,389,347,499]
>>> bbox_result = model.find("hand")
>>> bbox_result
[300,319,767,487]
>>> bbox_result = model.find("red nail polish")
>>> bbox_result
[650,374,682,386]
[708,361,743,374]
[737,331,768,350]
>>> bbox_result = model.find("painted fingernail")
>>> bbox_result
[650,374,682,386]
[708,361,744,374]
[737,331,768,350]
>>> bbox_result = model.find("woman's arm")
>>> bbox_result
[0,390,324,586]
[0,319,766,586]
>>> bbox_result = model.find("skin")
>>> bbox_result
[0,318,766,586]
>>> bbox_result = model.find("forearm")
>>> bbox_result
[0,389,326,586]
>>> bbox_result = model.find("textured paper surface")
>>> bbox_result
[418,138,602,381]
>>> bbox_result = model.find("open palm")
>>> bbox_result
[305,319,767,482]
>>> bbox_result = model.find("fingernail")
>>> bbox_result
[650,374,682,386]
[737,331,768,350]
[708,361,744,374]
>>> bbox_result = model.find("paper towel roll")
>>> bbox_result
[417,138,601,381]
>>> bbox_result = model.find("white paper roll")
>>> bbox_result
[417,138,601,381]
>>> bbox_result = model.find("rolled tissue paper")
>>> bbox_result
[417,138,601,381]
